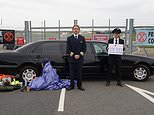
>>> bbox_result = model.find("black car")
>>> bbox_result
[3,44,21,50]
[3,44,15,50]
[0,40,154,82]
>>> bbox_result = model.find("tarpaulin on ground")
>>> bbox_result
[29,62,70,90]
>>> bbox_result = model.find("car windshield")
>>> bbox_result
[13,45,22,50]
[93,42,108,55]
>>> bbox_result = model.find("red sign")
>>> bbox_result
[48,38,56,40]
[85,38,91,41]
[137,32,147,43]
[16,37,25,45]
[93,34,109,43]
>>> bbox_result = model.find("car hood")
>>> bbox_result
[123,54,154,66]
[125,54,154,59]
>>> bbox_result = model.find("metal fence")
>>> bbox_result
[24,19,154,54]
[24,19,129,43]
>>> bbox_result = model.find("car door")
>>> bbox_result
[32,41,64,73]
[92,42,109,74]
[83,42,97,74]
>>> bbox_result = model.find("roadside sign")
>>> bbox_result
[85,38,91,41]
[0,30,15,44]
[135,29,154,46]
[48,38,56,40]
[93,34,109,43]
[16,37,25,45]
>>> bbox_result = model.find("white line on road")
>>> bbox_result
[58,88,66,112]
[125,84,154,104]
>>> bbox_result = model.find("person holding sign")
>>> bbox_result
[106,28,125,87]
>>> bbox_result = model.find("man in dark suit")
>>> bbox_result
[106,28,125,87]
[66,25,87,91]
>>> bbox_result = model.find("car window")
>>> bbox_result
[93,42,108,55]
[42,42,61,53]
[13,45,22,50]
[35,42,61,54]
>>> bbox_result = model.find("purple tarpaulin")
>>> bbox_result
[29,62,70,90]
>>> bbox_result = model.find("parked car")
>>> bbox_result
[13,45,22,50]
[0,40,154,82]
[3,44,22,50]
[3,44,15,50]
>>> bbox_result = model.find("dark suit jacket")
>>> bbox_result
[108,38,124,44]
[66,34,87,63]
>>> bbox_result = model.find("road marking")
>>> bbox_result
[125,84,154,104]
[58,88,66,112]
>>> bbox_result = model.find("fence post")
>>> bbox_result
[29,21,32,42]
[129,19,134,54]
[74,20,78,25]
[44,20,46,40]
[108,19,111,39]
[24,21,29,44]
[125,19,128,45]
[58,20,60,40]
[92,19,94,40]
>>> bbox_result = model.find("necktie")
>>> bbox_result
[115,40,117,44]
[74,35,78,39]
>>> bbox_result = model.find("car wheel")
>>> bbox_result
[19,66,39,82]
[133,64,150,81]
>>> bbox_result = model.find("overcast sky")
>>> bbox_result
[0,0,154,29]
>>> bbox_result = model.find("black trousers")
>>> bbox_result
[69,62,83,87]
[107,55,122,82]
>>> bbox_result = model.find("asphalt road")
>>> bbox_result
[0,77,154,115]
[0,45,154,115]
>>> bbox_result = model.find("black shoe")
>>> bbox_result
[106,82,110,86]
[117,82,123,87]
[66,86,74,91]
[78,86,85,91]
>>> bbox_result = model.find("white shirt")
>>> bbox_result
[74,34,78,39]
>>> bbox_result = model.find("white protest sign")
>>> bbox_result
[108,44,123,55]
